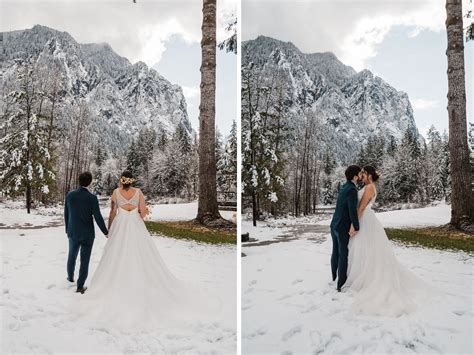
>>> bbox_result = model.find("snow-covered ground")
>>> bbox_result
[319,203,451,228]
[149,201,236,223]
[0,201,63,228]
[242,205,473,354]
[0,199,236,227]
[0,203,236,353]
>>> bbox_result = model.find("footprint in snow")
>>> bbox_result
[244,326,267,339]
[281,325,302,342]
[452,309,473,317]
[291,279,303,285]
[301,304,318,314]
[244,287,255,295]
[8,321,22,331]
[47,284,55,289]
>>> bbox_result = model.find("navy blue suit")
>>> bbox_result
[64,187,108,288]
[330,181,360,289]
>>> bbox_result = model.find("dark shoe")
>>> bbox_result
[76,286,87,294]
[337,287,342,292]
[67,277,74,283]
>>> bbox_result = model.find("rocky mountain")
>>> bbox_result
[0,25,191,154]
[242,35,419,161]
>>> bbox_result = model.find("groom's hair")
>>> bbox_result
[78,171,93,187]
[345,165,361,181]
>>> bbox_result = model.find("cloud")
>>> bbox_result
[1,0,237,67]
[339,3,445,70]
[243,0,449,71]
[138,18,199,66]
[412,98,440,110]
[182,85,200,100]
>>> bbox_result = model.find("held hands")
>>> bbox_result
[349,224,357,237]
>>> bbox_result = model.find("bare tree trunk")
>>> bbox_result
[26,113,31,214]
[445,0,474,228]
[196,0,222,223]
[294,152,299,216]
[25,82,33,214]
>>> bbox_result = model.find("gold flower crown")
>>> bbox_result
[120,176,135,185]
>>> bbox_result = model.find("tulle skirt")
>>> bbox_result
[77,208,221,331]
[346,208,428,317]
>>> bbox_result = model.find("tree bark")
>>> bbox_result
[445,0,474,228]
[196,0,222,223]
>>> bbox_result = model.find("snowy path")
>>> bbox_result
[0,205,236,353]
[242,206,473,354]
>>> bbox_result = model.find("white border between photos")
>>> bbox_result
[236,0,242,352]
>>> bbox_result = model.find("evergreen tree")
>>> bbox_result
[0,61,56,212]
[135,127,157,192]
[173,123,191,154]
[220,120,238,202]
[216,128,226,196]
[151,124,192,198]
[93,143,107,194]
[426,126,445,201]
[321,149,336,205]
[440,131,451,201]
[126,139,141,178]
[386,134,397,157]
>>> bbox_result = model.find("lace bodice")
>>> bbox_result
[358,185,377,208]
[115,188,140,208]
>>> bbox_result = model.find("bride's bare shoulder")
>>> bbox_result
[366,183,376,194]
[110,188,118,204]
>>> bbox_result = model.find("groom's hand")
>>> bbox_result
[349,225,357,237]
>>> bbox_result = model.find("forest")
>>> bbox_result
[0,59,237,212]
[241,64,451,221]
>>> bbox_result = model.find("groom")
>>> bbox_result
[64,172,108,294]
[330,165,361,292]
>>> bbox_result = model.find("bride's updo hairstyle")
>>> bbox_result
[120,170,135,189]
[363,165,380,182]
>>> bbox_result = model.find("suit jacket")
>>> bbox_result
[64,187,108,242]
[330,181,360,233]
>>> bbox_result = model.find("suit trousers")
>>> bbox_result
[67,238,94,288]
[330,226,350,289]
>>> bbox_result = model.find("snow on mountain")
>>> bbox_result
[0,25,191,153]
[242,35,419,161]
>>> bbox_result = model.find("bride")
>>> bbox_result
[78,171,219,330]
[346,165,427,317]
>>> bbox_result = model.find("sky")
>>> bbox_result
[0,0,237,135]
[242,0,473,138]
[154,36,237,135]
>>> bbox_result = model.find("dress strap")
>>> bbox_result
[115,188,139,207]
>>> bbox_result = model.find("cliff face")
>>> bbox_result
[243,35,419,160]
[1,25,191,152]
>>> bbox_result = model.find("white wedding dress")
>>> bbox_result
[346,186,427,317]
[77,188,220,331]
